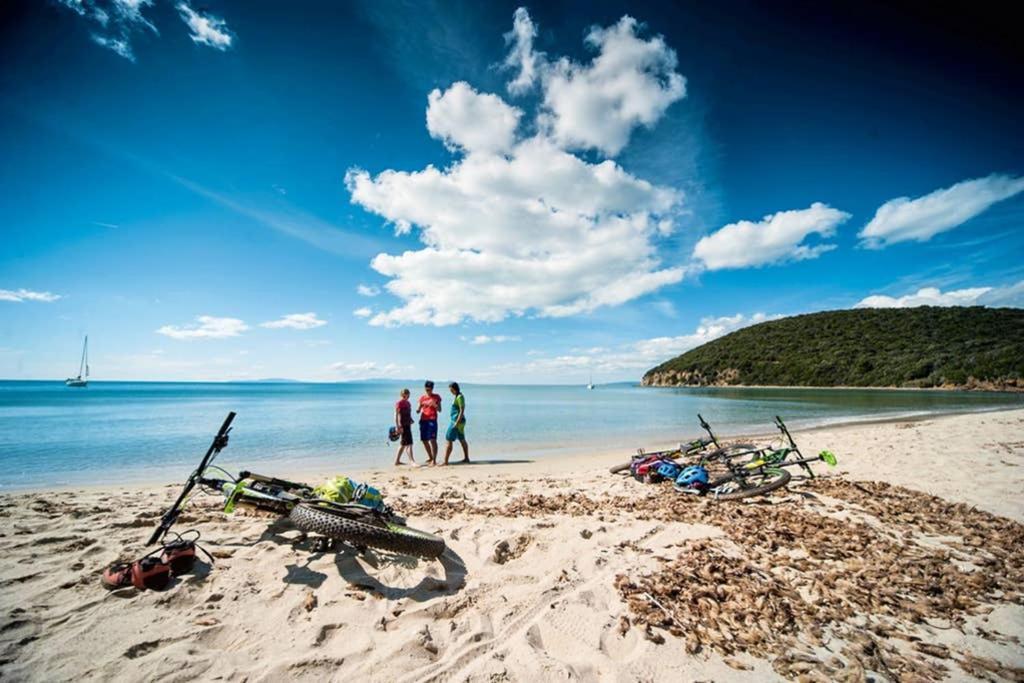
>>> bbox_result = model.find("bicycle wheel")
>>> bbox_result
[707,467,791,500]
[290,503,446,559]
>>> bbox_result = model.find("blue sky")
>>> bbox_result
[1,0,1022,383]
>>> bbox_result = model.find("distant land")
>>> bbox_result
[643,307,1024,391]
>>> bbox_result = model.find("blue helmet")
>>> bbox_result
[388,426,400,442]
[656,461,682,481]
[676,465,709,488]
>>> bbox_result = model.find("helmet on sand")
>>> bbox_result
[656,461,682,481]
[676,465,709,489]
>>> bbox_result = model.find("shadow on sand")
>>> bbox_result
[255,518,467,600]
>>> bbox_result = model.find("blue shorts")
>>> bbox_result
[419,420,437,441]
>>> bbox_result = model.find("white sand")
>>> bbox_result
[1,408,1022,681]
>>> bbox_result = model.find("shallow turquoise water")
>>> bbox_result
[0,380,1020,489]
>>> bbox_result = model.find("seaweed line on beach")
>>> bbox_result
[399,477,1024,681]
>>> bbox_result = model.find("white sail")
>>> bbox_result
[65,336,89,387]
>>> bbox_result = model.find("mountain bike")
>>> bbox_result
[148,412,446,559]
[676,416,837,500]
[609,414,756,476]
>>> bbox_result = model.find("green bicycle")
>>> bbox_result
[675,416,837,500]
[148,412,447,559]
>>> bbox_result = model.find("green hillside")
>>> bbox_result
[642,307,1024,390]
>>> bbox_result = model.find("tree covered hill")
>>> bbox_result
[642,307,1024,391]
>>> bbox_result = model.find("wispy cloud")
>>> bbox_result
[859,174,1024,249]
[259,313,326,330]
[0,288,62,303]
[855,280,1024,309]
[357,284,381,297]
[466,335,521,345]
[58,0,158,61]
[170,175,382,258]
[692,203,850,270]
[479,313,774,377]
[328,361,408,380]
[156,315,248,340]
[353,307,373,318]
[90,34,135,60]
[58,0,234,60]
[176,2,235,51]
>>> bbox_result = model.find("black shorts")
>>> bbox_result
[400,424,414,446]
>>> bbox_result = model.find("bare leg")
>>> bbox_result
[459,439,469,463]
[407,443,417,465]
[430,439,439,465]
[394,444,404,466]
[441,440,454,465]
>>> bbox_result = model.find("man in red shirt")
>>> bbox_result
[416,380,442,465]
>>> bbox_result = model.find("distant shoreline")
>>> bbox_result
[641,382,1024,394]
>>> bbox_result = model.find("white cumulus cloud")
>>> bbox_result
[259,312,326,330]
[345,9,688,328]
[427,82,522,155]
[855,280,1024,309]
[0,289,62,303]
[692,203,850,271]
[859,174,1024,249]
[176,2,234,50]
[535,16,686,157]
[156,315,248,340]
[353,307,373,318]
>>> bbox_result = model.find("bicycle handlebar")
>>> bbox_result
[697,414,720,448]
[147,411,236,545]
[774,415,797,449]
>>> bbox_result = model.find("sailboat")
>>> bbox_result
[586,371,595,390]
[65,336,89,387]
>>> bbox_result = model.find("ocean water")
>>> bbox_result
[0,380,1020,489]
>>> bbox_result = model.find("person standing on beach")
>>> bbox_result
[442,381,469,465]
[417,380,442,465]
[394,388,417,466]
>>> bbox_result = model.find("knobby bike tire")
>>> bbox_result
[289,503,446,559]
[707,467,791,500]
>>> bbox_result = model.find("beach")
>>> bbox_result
[1,408,1023,681]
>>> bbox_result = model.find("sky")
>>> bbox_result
[1,0,1022,383]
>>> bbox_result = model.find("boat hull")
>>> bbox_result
[65,378,87,387]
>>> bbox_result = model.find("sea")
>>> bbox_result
[0,380,1020,490]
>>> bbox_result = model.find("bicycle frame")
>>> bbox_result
[149,412,391,546]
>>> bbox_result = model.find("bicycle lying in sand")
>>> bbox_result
[673,416,837,500]
[608,414,756,478]
[148,412,446,559]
